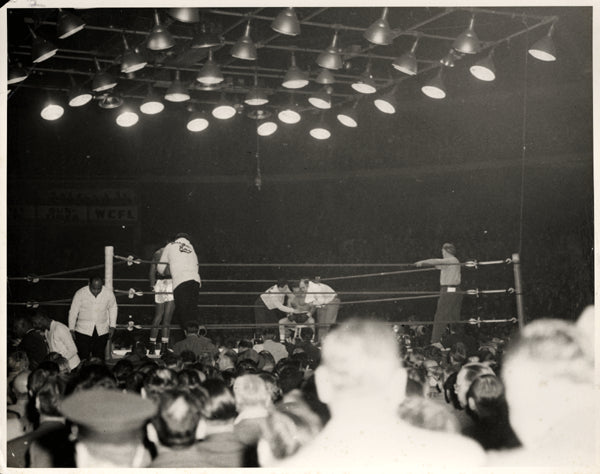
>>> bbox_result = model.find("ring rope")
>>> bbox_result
[322,267,436,282]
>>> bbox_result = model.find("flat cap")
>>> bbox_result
[60,389,157,436]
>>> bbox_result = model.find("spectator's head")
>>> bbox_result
[29,364,60,397]
[258,372,282,404]
[67,363,117,394]
[257,399,323,466]
[61,388,156,468]
[149,389,204,448]
[12,370,31,399]
[277,278,289,290]
[36,374,67,418]
[180,350,197,365]
[443,371,461,409]
[315,319,406,416]
[177,368,203,390]
[142,367,177,402]
[258,351,276,372]
[161,352,183,371]
[233,374,272,412]
[398,396,459,433]
[43,352,70,374]
[113,359,135,389]
[449,342,468,366]
[237,339,253,353]
[174,232,191,241]
[184,320,199,337]
[502,318,594,448]
[236,358,259,375]
[465,374,509,421]
[200,379,237,425]
[455,362,495,409]
[31,311,52,331]
[8,351,30,375]
[88,277,103,297]
[218,350,237,372]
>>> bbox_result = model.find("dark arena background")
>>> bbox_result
[5,5,593,345]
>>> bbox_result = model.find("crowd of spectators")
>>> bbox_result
[6,305,595,469]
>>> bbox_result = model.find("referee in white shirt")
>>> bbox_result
[300,278,340,342]
[68,276,118,361]
[254,279,297,329]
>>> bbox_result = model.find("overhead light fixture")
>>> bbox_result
[308,87,332,110]
[165,70,190,102]
[316,68,335,85]
[196,49,224,85]
[352,61,377,94]
[40,95,64,121]
[271,8,300,36]
[336,100,359,128]
[120,35,147,74]
[528,23,557,62]
[309,113,331,140]
[245,70,269,106]
[7,60,28,85]
[67,76,93,107]
[92,57,117,92]
[440,49,461,68]
[257,119,278,136]
[97,91,123,109]
[231,21,257,61]
[282,52,309,89]
[212,94,236,119]
[140,85,164,115]
[191,23,223,49]
[374,86,398,114]
[278,94,301,124]
[57,8,86,39]
[147,10,175,51]
[421,68,446,99]
[29,27,58,63]
[317,31,343,70]
[187,110,209,132]
[364,7,393,46]
[453,15,481,55]
[116,103,139,127]
[392,36,419,75]
[470,50,496,81]
[168,8,200,23]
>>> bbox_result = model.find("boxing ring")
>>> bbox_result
[8,245,525,354]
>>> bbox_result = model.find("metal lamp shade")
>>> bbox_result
[528,34,556,62]
[231,23,257,60]
[453,17,481,55]
[363,8,393,46]
[271,8,300,36]
[57,10,86,39]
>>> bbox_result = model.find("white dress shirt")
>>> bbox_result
[304,281,337,307]
[260,284,294,313]
[68,286,118,336]
[157,237,201,290]
[47,320,80,369]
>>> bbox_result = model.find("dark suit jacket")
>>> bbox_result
[7,420,75,468]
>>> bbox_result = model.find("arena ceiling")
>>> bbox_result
[5,5,593,181]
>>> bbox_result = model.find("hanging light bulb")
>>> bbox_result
[67,76,93,107]
[336,101,359,128]
[116,103,139,127]
[7,60,28,85]
[257,119,278,136]
[187,110,210,132]
[165,70,190,102]
[453,15,481,55]
[374,86,398,114]
[40,95,64,121]
[212,94,236,119]
[29,27,58,64]
[309,113,331,140]
[271,8,301,36]
[364,7,393,46]
[278,95,301,124]
[140,85,165,115]
[245,70,269,106]
[92,57,117,92]
[352,61,377,94]
[316,31,343,70]
[147,10,175,51]
[308,87,332,110]
[196,49,224,85]
[282,52,309,89]
[392,37,419,75]
[57,8,86,39]
[315,68,335,85]
[120,36,147,74]
[470,50,496,81]
[440,49,461,68]
[231,21,257,61]
[192,23,223,49]
[168,8,200,23]
[421,68,446,99]
[528,23,557,62]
